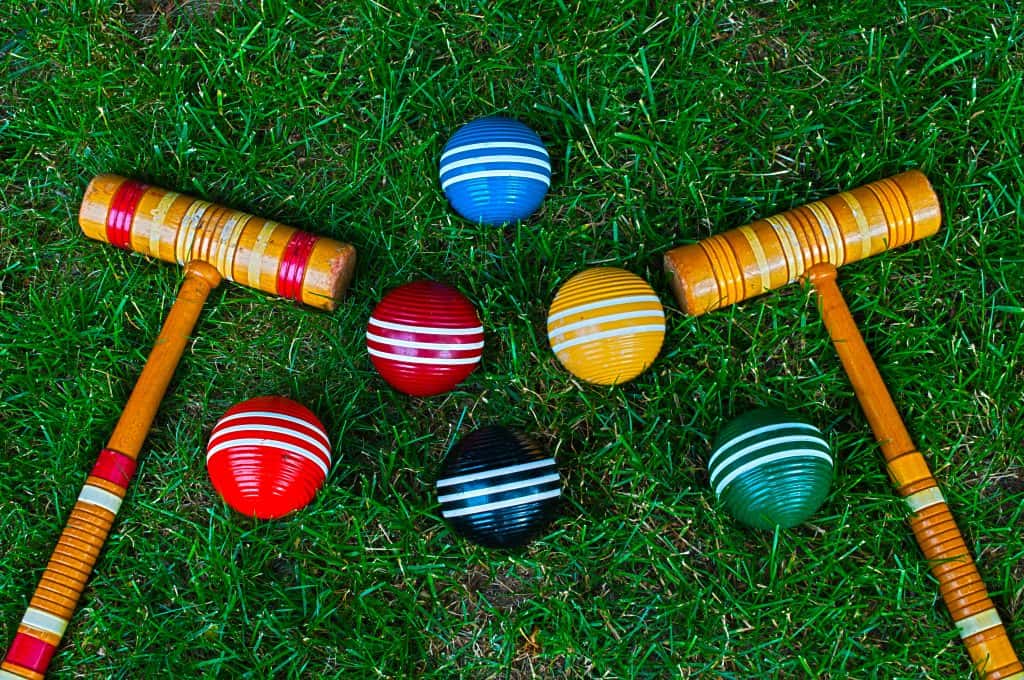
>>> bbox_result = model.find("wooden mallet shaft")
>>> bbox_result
[2,176,356,679]
[663,170,1021,679]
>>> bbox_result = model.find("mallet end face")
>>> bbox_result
[79,174,126,243]
[663,244,719,317]
[303,240,356,312]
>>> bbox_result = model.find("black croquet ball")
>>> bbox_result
[436,426,562,548]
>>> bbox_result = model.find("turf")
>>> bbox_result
[1,1,1022,678]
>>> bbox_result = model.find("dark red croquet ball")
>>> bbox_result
[206,396,331,519]
[366,280,484,397]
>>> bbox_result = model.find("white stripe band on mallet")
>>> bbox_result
[22,607,69,637]
[955,609,1004,639]
[77,485,124,515]
[905,486,946,513]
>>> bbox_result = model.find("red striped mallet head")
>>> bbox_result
[366,280,485,397]
[78,174,356,311]
[206,396,332,519]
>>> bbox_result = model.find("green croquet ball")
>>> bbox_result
[708,408,833,530]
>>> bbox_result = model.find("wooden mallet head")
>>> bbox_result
[663,170,940,315]
[78,174,356,310]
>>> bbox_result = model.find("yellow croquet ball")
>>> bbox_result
[546,267,665,385]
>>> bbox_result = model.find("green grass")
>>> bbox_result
[1,0,1022,677]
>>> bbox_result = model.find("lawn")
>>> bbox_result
[1,1,1022,678]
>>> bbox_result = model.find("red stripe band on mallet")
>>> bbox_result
[105,179,149,249]
[4,633,57,675]
[276,231,319,302]
[89,448,139,488]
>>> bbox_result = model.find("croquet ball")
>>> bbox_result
[436,426,561,549]
[546,267,665,385]
[367,280,484,397]
[206,396,332,520]
[439,116,551,226]
[707,408,833,530]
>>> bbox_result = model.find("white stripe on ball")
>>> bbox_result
[209,423,331,460]
[712,449,833,496]
[441,169,551,191]
[548,309,667,342]
[440,141,549,163]
[546,294,662,323]
[207,438,330,475]
[441,488,562,518]
[437,458,558,487]
[551,324,667,354]
[709,434,830,485]
[366,331,485,351]
[437,472,561,503]
[368,317,484,335]
[366,347,482,365]
[441,154,551,174]
[707,422,821,468]
[214,410,330,442]
[548,309,666,341]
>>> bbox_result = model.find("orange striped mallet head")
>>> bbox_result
[664,170,1021,680]
[664,170,941,316]
[2,175,355,679]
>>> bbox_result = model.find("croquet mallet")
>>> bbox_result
[1,175,356,679]
[664,169,1021,679]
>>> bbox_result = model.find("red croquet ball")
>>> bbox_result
[206,396,331,519]
[366,280,484,397]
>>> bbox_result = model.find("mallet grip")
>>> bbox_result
[808,263,1022,680]
[2,262,222,679]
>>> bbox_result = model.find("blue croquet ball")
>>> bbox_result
[439,116,551,226]
[436,426,561,548]
[707,408,833,530]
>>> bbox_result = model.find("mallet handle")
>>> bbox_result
[1,262,222,680]
[808,263,1022,680]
